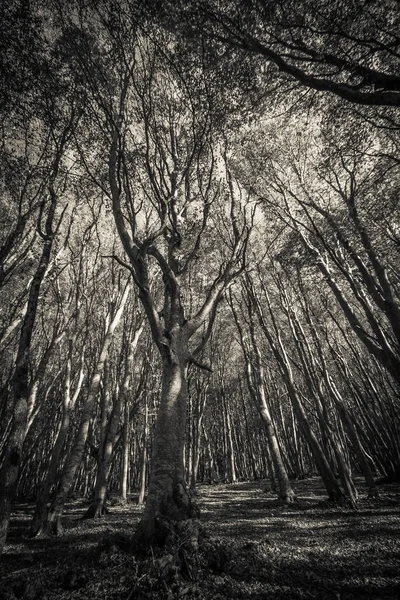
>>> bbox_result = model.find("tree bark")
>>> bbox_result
[190,379,209,489]
[221,384,237,484]
[239,379,258,480]
[134,330,199,547]
[135,351,198,545]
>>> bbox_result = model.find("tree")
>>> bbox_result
[262,122,399,386]
[29,233,104,536]
[83,318,143,519]
[244,272,344,502]
[0,109,79,553]
[3,1,399,563]
[46,278,131,534]
[53,6,254,546]
[230,290,295,502]
[167,0,400,108]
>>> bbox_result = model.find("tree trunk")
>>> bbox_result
[247,275,343,502]
[252,363,294,502]
[47,283,130,534]
[190,381,208,490]
[232,292,294,500]
[120,394,130,502]
[138,397,149,505]
[239,379,258,480]
[252,363,295,502]
[221,385,237,484]
[290,389,343,501]
[0,201,57,553]
[30,340,85,536]
[82,360,113,519]
[133,337,198,548]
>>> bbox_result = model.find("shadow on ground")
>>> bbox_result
[0,477,399,599]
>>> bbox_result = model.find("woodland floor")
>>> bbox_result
[1,477,400,599]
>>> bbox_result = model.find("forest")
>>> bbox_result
[0,0,399,598]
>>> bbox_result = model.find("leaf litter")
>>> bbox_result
[0,477,399,599]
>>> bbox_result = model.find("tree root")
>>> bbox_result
[81,503,110,520]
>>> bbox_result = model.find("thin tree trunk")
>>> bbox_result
[138,397,149,506]
[120,394,130,502]
[239,379,258,480]
[30,340,85,536]
[47,283,130,534]
[327,375,376,495]
[221,385,237,484]
[0,196,58,553]
[190,380,209,489]
[232,293,295,501]
[247,275,344,502]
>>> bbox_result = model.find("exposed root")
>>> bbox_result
[81,503,109,520]
[132,481,201,552]
[279,492,297,504]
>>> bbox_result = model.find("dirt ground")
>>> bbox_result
[1,477,399,599]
